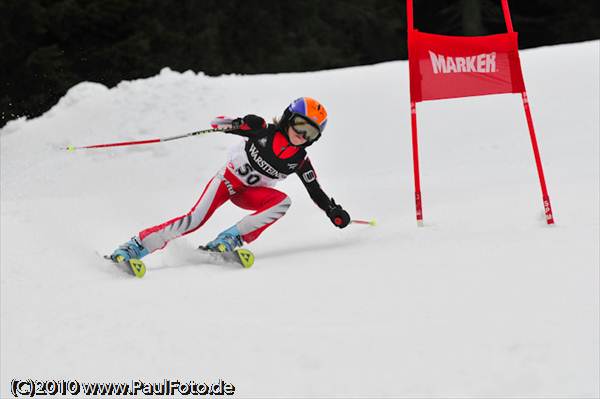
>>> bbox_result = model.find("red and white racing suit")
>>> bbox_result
[137,115,335,253]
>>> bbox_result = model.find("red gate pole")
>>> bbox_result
[407,0,424,226]
[502,0,555,224]
[410,101,424,226]
[501,0,514,33]
[521,92,555,224]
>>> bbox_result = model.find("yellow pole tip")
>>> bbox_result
[369,219,377,226]
[66,145,75,152]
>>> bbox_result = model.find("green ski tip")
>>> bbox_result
[128,259,146,278]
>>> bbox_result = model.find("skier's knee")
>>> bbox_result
[266,194,290,218]
[280,195,291,213]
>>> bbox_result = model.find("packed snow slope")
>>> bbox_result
[2,41,599,398]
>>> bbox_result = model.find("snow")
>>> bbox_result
[1,41,599,397]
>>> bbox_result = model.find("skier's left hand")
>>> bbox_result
[327,199,350,228]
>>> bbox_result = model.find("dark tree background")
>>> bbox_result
[1,0,599,126]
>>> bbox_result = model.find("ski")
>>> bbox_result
[103,255,146,278]
[99,247,252,276]
[198,246,255,268]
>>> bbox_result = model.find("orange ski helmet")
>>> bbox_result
[281,97,328,145]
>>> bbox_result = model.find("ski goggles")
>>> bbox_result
[290,114,322,142]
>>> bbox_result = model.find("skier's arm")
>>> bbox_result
[210,115,266,137]
[296,158,351,228]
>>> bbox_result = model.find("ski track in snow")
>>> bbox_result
[1,41,599,397]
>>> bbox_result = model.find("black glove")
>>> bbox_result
[211,115,265,132]
[326,198,350,228]
[230,118,242,130]
[231,115,265,131]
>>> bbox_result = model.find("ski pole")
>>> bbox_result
[61,127,226,152]
[351,219,377,226]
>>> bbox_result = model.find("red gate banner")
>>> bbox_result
[406,0,554,225]
[409,31,525,102]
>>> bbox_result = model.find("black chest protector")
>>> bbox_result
[244,125,307,179]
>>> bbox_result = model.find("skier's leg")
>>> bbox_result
[203,187,290,251]
[111,168,244,260]
[119,169,241,258]
[111,177,227,261]
[137,178,228,253]
[230,186,291,243]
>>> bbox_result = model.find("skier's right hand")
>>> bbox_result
[210,116,240,131]
[211,115,266,132]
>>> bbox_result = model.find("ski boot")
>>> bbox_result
[109,236,149,277]
[203,225,243,253]
[199,226,254,268]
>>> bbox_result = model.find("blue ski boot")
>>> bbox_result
[111,236,149,263]
[204,225,243,253]
[198,226,254,268]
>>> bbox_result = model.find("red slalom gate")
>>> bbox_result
[406,0,554,226]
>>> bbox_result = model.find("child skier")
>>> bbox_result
[110,97,351,267]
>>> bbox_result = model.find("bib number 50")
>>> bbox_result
[236,163,261,185]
